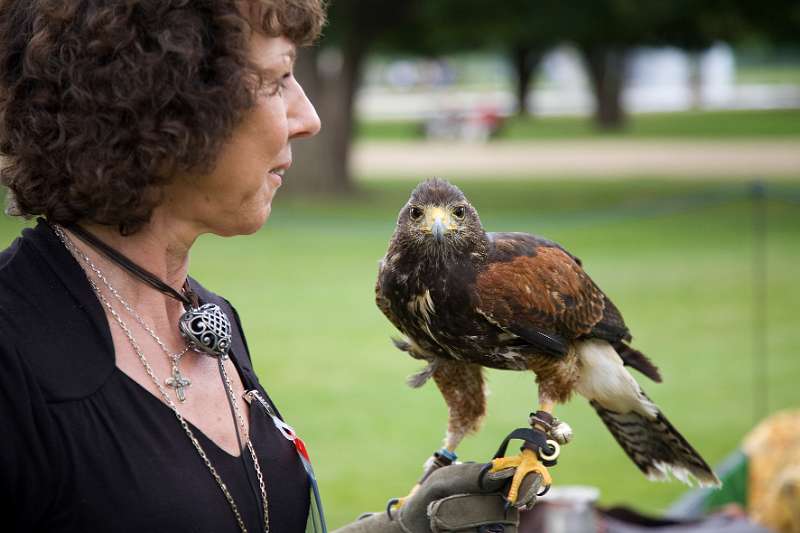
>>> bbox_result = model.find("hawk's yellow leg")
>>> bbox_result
[386,484,419,512]
[490,401,555,505]
[489,448,552,504]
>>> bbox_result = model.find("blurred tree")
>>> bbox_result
[641,0,798,109]
[414,1,564,117]
[289,0,422,194]
[647,0,747,109]
[289,0,800,193]
[736,0,800,44]
[291,0,566,192]
[423,0,672,130]
[560,0,665,130]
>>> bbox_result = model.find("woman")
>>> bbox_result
[0,1,522,532]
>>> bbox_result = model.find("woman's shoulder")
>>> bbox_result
[0,222,115,402]
[0,231,23,271]
[0,229,47,326]
[0,230,33,292]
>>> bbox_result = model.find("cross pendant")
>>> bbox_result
[165,365,191,402]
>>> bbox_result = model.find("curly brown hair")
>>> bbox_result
[0,0,325,234]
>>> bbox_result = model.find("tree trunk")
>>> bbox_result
[287,47,338,195]
[511,46,543,117]
[331,41,365,190]
[580,45,628,130]
[286,42,366,195]
[687,49,704,110]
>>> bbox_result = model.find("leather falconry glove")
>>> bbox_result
[333,462,543,533]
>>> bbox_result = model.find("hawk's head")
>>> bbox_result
[392,178,485,257]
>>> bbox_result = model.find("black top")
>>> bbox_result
[0,220,310,532]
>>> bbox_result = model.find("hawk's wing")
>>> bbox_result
[375,258,414,339]
[375,259,432,356]
[475,232,627,358]
[375,272,396,327]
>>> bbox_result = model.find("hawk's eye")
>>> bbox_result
[452,205,466,219]
[409,206,424,220]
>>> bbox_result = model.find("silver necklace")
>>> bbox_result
[59,222,234,361]
[55,226,270,533]
[56,227,194,402]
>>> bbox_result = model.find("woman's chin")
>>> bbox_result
[210,204,271,237]
[241,204,271,235]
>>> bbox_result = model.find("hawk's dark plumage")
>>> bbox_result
[376,178,718,487]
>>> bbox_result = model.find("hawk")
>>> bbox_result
[375,178,719,505]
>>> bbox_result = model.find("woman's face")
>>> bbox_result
[164,33,320,238]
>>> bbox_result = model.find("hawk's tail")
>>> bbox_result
[591,400,721,487]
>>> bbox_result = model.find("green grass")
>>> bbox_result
[357,119,426,141]
[356,109,800,141]
[2,178,798,527]
[737,65,800,85]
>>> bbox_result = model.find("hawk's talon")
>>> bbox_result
[385,498,401,520]
[387,481,421,520]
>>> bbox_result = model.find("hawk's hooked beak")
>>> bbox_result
[431,219,446,242]
[425,207,451,242]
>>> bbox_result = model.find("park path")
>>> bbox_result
[353,139,800,179]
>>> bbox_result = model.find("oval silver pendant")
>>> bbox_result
[179,303,232,358]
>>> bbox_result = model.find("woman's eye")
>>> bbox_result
[453,206,466,219]
[268,73,292,96]
[409,206,424,220]
[266,83,283,97]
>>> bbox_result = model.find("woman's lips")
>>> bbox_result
[267,167,286,187]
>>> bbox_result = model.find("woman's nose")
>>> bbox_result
[288,79,321,140]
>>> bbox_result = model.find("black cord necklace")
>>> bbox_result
[62,223,233,359]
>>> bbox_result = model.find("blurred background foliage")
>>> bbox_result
[291,0,800,192]
[3,0,799,528]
